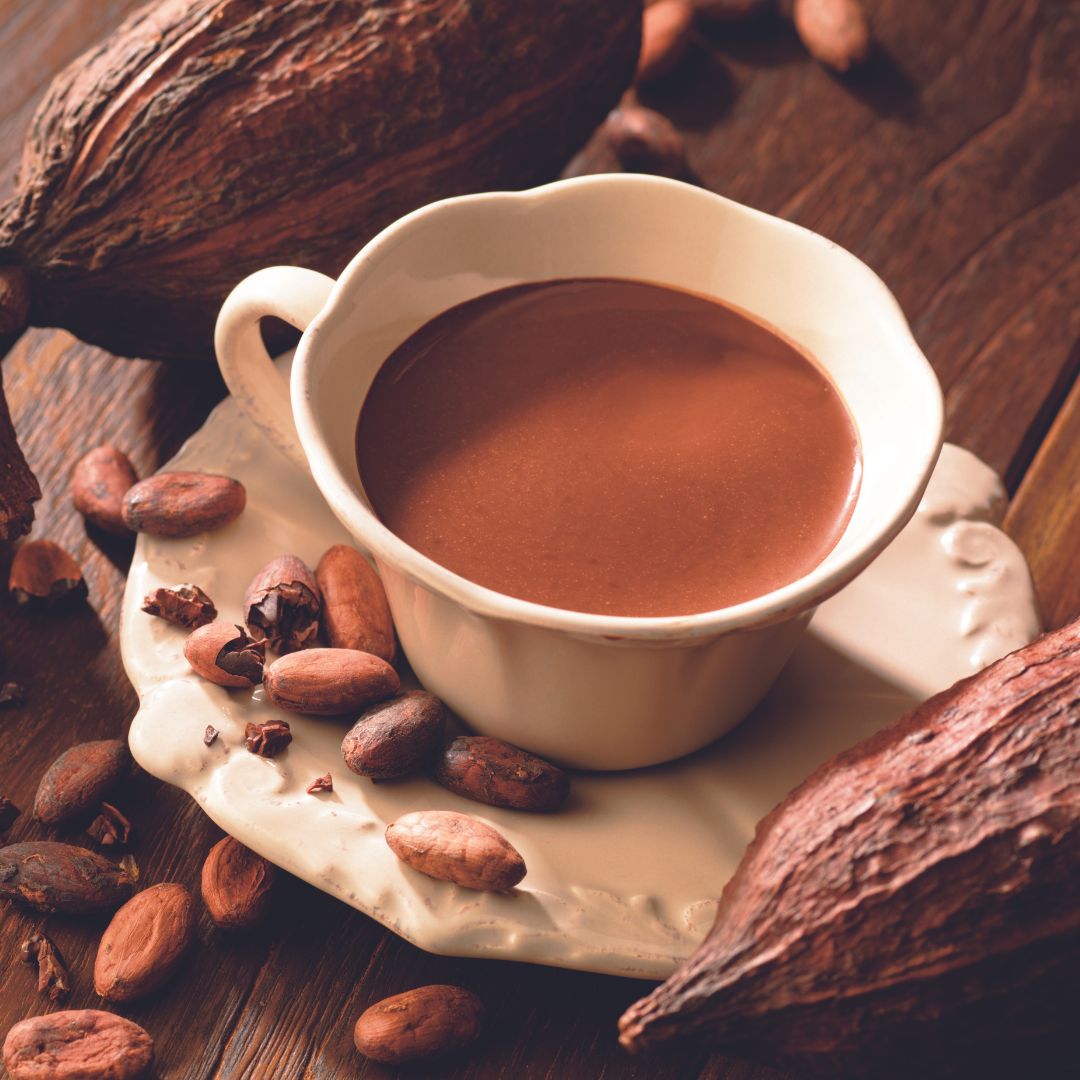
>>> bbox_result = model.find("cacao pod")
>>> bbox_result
[0,0,640,538]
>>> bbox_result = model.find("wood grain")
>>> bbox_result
[1,1,1077,1077]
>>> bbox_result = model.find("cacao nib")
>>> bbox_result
[204,725,219,747]
[307,773,333,794]
[142,583,217,628]
[244,720,292,758]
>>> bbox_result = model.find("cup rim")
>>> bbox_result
[293,175,944,642]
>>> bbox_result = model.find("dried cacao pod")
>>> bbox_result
[0,0,641,540]
[619,619,1080,1078]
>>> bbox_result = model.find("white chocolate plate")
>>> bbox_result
[122,358,1040,979]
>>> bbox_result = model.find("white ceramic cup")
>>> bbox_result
[214,174,943,770]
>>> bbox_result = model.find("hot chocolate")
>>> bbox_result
[356,278,861,617]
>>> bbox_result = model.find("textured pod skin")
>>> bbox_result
[619,620,1080,1078]
[33,738,131,825]
[3,1010,154,1080]
[70,444,138,535]
[435,736,569,812]
[122,472,245,537]
[0,0,641,362]
[316,545,396,661]
[263,648,399,715]
[354,984,484,1065]
[386,810,526,892]
[201,836,276,928]
[342,691,447,780]
[94,883,196,1002]
[0,841,134,913]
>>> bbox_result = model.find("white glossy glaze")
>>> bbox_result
[122,382,1039,978]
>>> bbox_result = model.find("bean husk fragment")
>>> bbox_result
[201,836,276,929]
[3,1009,154,1080]
[316,545,396,661]
[435,735,569,812]
[244,554,321,653]
[70,444,138,535]
[244,720,292,758]
[87,802,132,847]
[142,583,217,628]
[619,619,1080,1078]
[121,471,245,537]
[354,984,485,1065]
[21,932,72,1002]
[386,810,526,892]
[33,739,131,826]
[8,539,87,607]
[94,882,195,1002]
[342,691,447,780]
[0,841,135,913]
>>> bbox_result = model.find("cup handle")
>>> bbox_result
[214,266,336,470]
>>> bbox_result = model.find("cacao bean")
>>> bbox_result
[70,445,138,535]
[603,105,687,178]
[386,810,526,892]
[21,933,71,1002]
[141,583,217,628]
[244,720,292,759]
[354,984,485,1065]
[637,1,696,85]
[94,883,195,1002]
[201,836,276,929]
[244,554,321,653]
[342,692,447,780]
[8,539,87,607]
[3,1010,153,1080]
[33,739,130,826]
[0,841,134,913]
[435,736,569,812]
[316,545,396,661]
[264,648,400,715]
[121,472,245,537]
[619,619,1080,1078]
[792,0,870,72]
[183,621,264,688]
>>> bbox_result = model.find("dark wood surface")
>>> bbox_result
[1,1,1077,1077]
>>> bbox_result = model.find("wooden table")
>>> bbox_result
[1,2,1077,1077]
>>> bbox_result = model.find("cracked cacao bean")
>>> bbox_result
[0,841,135,913]
[184,621,264,688]
[264,648,399,715]
[121,471,245,537]
[386,810,526,893]
[316,544,396,661]
[354,984,485,1065]
[142,583,217,628]
[435,736,569,812]
[244,554,321,653]
[342,691,447,780]
[70,444,138,535]
[3,1010,153,1080]
[33,739,130,826]
[201,836,276,929]
[8,540,87,607]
